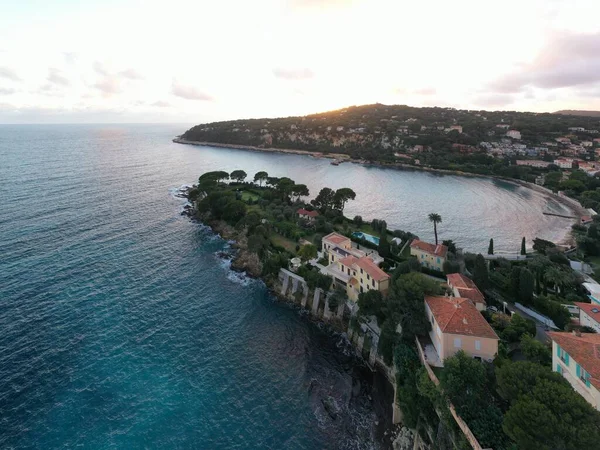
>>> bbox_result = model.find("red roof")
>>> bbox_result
[447,273,486,305]
[323,232,350,245]
[339,255,390,282]
[548,332,600,390]
[410,239,448,258]
[575,302,600,324]
[297,208,318,217]
[425,296,498,339]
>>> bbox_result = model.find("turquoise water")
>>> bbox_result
[0,125,388,449]
[351,232,380,246]
[0,124,573,448]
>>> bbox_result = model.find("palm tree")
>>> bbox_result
[428,213,442,245]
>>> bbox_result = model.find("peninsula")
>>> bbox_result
[183,168,600,450]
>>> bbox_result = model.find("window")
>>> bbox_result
[360,286,363,293]
[372,279,375,287]
[367,274,370,280]
[347,268,350,275]
[437,257,440,264]
[475,340,481,351]
[454,338,461,348]
[577,365,592,387]
[557,344,570,366]
[360,268,363,274]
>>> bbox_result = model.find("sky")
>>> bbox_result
[1,0,600,123]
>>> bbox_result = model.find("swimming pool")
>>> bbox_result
[352,231,380,245]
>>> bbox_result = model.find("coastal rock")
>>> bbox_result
[392,427,415,450]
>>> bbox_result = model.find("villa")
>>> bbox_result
[424,296,499,366]
[410,239,448,271]
[549,332,600,410]
[297,208,319,223]
[446,273,486,311]
[575,302,600,333]
[321,232,389,302]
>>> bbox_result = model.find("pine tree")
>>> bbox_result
[521,237,526,256]
[488,238,494,255]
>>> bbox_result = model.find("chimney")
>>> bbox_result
[463,318,468,325]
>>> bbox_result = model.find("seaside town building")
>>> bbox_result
[574,302,600,333]
[410,239,448,271]
[424,296,499,366]
[506,130,521,139]
[321,232,389,302]
[446,273,486,311]
[516,160,551,168]
[549,332,600,410]
[297,208,319,223]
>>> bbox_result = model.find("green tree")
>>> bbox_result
[229,170,247,182]
[297,244,317,262]
[503,379,600,450]
[428,213,442,245]
[248,233,269,258]
[253,171,268,186]
[357,290,384,321]
[378,229,390,257]
[291,184,309,202]
[353,215,363,226]
[488,238,494,255]
[501,314,536,342]
[519,268,535,304]
[496,361,567,403]
[520,334,551,366]
[333,187,356,212]
[442,239,457,253]
[521,236,526,256]
[378,319,398,365]
[311,187,336,212]
[510,266,522,298]
[473,254,489,291]
[222,200,246,224]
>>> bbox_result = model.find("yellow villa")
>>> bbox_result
[321,232,390,302]
[410,239,448,271]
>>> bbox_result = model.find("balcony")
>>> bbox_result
[326,265,351,284]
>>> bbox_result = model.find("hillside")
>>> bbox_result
[554,110,600,118]
[180,104,600,163]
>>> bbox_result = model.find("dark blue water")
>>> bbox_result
[0,124,571,448]
[0,124,388,449]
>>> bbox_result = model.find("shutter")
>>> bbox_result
[565,353,570,366]
[576,364,581,377]
[556,344,561,357]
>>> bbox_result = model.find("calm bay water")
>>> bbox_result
[0,124,572,449]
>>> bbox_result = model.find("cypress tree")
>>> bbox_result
[473,254,490,291]
[520,237,526,256]
[488,238,494,255]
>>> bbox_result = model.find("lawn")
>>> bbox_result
[270,233,298,253]
[241,191,260,202]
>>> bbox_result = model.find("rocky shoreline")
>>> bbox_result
[178,187,420,449]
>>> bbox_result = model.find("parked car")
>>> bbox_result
[487,306,499,313]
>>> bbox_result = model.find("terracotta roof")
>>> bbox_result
[548,332,600,390]
[339,255,389,282]
[425,296,498,339]
[410,239,448,258]
[447,273,486,305]
[576,302,600,324]
[323,232,350,245]
[297,208,318,217]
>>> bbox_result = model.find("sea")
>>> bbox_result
[0,124,574,449]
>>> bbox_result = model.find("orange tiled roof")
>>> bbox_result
[447,273,486,305]
[410,239,448,258]
[548,332,600,390]
[575,302,600,324]
[297,208,319,217]
[425,296,498,339]
[339,255,389,282]
[323,232,350,245]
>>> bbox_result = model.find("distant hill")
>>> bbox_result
[554,110,600,117]
[179,103,600,162]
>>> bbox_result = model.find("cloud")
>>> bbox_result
[290,0,353,10]
[151,100,171,107]
[63,52,78,64]
[273,67,315,80]
[93,77,121,96]
[413,87,437,96]
[488,31,600,94]
[47,68,70,87]
[119,68,144,80]
[0,87,16,95]
[0,66,21,82]
[171,80,213,101]
[472,93,515,108]
[93,61,109,76]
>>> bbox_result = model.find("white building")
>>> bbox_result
[550,332,600,410]
[506,130,521,140]
[575,302,600,333]
[569,127,585,132]
[554,158,574,169]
